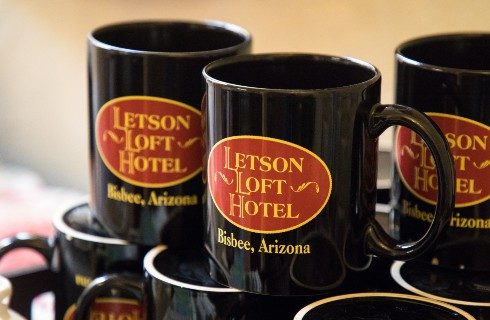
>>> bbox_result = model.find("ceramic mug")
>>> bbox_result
[74,245,332,319]
[202,53,455,295]
[88,20,252,246]
[392,33,490,271]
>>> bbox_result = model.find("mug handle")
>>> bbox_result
[74,273,145,320]
[0,233,52,262]
[364,103,455,260]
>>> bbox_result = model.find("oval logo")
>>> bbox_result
[96,96,203,188]
[395,113,489,207]
[208,136,332,233]
[63,298,144,320]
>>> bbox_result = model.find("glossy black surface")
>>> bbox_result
[148,246,361,319]
[147,247,245,319]
[77,245,354,320]
[88,20,251,245]
[296,294,474,320]
[392,33,490,271]
[9,209,487,320]
[55,203,148,319]
[392,260,490,305]
[203,54,454,295]
[152,246,228,287]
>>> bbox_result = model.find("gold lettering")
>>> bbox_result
[450,212,490,229]
[229,193,244,217]
[258,238,310,254]
[217,227,252,251]
[409,132,435,170]
[401,199,434,223]
[112,106,125,130]
[445,132,487,151]
[453,155,471,171]
[234,170,287,196]
[227,194,299,220]
[118,151,187,175]
[413,167,438,192]
[224,146,232,170]
[111,106,191,132]
[75,274,92,287]
[403,199,490,230]
[124,130,175,153]
[473,135,488,150]
[147,191,198,207]
[224,147,303,173]
[107,183,144,205]
[455,178,482,195]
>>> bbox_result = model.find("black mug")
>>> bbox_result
[392,33,490,271]
[202,53,455,295]
[88,20,252,246]
[74,245,246,319]
[74,245,339,320]
[0,200,149,320]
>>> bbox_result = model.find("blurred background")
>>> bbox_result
[0,0,489,192]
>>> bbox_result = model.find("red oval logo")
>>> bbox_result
[395,113,489,207]
[63,298,144,320]
[96,96,203,188]
[208,136,332,233]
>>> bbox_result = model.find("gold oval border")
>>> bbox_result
[395,112,490,208]
[95,95,203,188]
[207,135,333,234]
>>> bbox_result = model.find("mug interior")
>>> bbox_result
[205,54,377,90]
[63,203,111,238]
[390,261,490,306]
[144,245,239,293]
[294,292,475,320]
[91,21,249,53]
[54,201,128,245]
[398,34,490,70]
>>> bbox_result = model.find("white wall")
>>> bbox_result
[0,0,489,191]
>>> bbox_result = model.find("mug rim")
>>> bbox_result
[144,245,241,293]
[396,32,490,74]
[53,197,129,246]
[202,53,381,94]
[88,19,252,58]
[390,260,490,307]
[293,292,476,320]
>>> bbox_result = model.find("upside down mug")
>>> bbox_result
[74,245,246,320]
[0,200,149,320]
[202,53,456,295]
